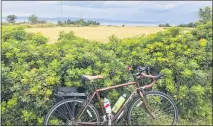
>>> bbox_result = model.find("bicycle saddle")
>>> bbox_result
[82,75,104,81]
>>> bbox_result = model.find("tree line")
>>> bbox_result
[158,23,171,27]
[6,14,100,26]
[159,22,197,27]
[6,14,46,24]
[57,18,100,26]
[177,22,196,27]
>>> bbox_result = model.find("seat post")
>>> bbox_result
[91,81,96,91]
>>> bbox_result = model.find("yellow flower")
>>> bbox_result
[200,38,207,47]
[31,68,37,73]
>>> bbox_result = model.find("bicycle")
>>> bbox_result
[44,66,178,125]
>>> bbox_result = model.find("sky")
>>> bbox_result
[2,1,212,25]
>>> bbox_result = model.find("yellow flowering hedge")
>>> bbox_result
[1,21,212,125]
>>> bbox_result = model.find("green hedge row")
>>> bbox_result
[1,21,212,125]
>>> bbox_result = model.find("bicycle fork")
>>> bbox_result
[138,90,155,119]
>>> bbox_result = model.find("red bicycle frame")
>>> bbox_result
[75,72,157,125]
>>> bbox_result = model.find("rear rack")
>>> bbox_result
[56,92,86,97]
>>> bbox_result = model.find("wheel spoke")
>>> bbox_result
[60,103,70,119]
[54,109,70,121]
[163,108,175,114]
[128,92,177,126]
[51,112,66,122]
[65,101,73,119]
[45,99,100,126]
[160,100,170,111]
[72,100,76,117]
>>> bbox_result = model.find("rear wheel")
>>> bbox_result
[127,91,178,125]
[44,98,100,125]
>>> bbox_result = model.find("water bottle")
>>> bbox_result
[112,94,126,113]
[104,98,112,114]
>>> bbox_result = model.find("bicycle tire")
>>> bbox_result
[44,98,100,126]
[127,91,178,125]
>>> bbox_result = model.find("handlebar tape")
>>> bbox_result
[153,73,162,80]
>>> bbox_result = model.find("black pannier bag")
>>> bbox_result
[54,86,87,103]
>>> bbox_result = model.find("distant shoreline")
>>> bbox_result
[2,17,173,27]
[2,20,160,27]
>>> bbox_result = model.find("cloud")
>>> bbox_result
[37,1,60,4]
[2,1,212,24]
[2,12,32,17]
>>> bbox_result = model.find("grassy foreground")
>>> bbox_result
[26,26,165,43]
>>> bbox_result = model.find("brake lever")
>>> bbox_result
[153,73,163,80]
[147,66,151,75]
[133,72,140,77]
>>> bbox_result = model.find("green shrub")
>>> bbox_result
[1,21,212,125]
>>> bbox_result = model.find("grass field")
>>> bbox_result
[26,26,165,43]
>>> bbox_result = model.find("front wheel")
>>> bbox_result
[127,91,178,125]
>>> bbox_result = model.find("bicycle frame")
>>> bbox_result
[75,77,157,125]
